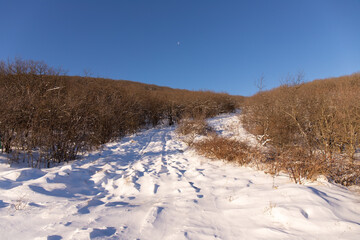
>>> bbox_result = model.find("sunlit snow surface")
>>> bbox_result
[0,114,359,240]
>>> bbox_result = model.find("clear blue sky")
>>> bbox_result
[1,0,359,96]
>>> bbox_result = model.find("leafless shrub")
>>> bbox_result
[176,118,214,146]
[276,147,326,184]
[176,118,212,136]
[11,195,29,211]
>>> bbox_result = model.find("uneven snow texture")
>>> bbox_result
[0,114,360,240]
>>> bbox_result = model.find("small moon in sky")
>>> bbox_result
[177,41,181,46]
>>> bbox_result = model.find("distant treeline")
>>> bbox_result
[242,73,360,185]
[0,59,237,167]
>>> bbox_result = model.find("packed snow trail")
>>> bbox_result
[0,114,360,240]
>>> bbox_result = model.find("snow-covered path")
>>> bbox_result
[0,115,360,240]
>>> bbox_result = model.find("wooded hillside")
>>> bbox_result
[242,73,360,185]
[0,59,237,167]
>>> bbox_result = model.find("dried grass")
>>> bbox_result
[193,136,252,165]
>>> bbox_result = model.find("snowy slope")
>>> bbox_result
[0,114,360,240]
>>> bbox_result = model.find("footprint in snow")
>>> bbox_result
[89,227,117,239]
[64,222,72,226]
[145,206,164,225]
[189,181,201,193]
[158,165,169,175]
[47,235,62,240]
[77,199,104,214]
[105,201,138,207]
[0,200,9,208]
[154,184,160,194]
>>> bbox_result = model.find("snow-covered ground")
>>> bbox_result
[0,114,360,240]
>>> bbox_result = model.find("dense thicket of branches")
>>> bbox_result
[242,74,360,185]
[0,59,236,167]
